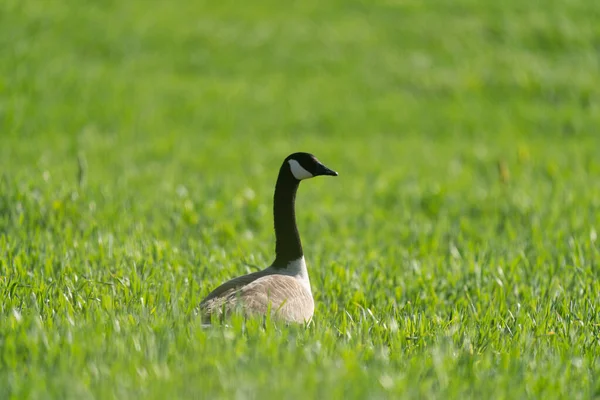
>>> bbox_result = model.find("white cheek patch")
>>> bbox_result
[288,159,314,180]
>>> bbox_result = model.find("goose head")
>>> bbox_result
[285,152,338,181]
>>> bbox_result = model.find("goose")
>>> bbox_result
[199,152,338,324]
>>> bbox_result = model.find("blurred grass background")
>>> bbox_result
[1,0,599,398]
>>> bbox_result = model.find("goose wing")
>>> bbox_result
[200,270,265,304]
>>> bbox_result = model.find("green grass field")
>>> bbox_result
[1,0,600,398]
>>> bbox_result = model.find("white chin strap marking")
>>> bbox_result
[288,159,314,180]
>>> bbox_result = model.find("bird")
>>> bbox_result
[199,152,338,324]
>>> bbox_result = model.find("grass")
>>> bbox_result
[1,0,600,398]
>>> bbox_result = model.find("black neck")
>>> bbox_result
[272,165,302,267]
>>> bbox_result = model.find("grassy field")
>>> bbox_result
[1,0,600,398]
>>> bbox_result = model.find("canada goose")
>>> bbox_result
[200,152,338,324]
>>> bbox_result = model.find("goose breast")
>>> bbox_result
[200,274,314,323]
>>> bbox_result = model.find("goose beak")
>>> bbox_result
[315,163,338,177]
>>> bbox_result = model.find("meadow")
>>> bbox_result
[1,0,600,398]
